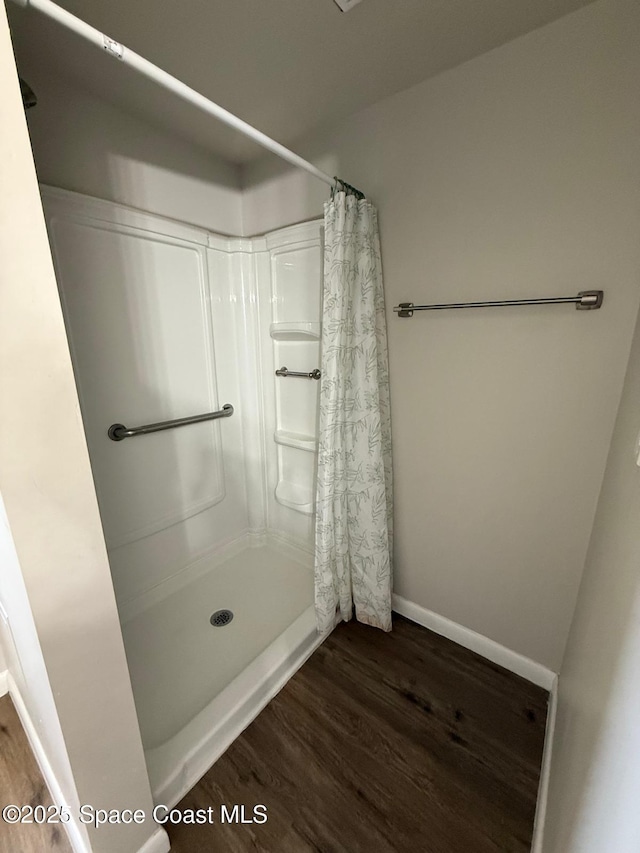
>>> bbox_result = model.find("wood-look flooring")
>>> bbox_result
[168,615,548,853]
[0,694,71,853]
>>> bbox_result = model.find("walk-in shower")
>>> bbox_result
[16,0,393,810]
[42,185,325,805]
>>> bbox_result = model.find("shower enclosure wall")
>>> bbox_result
[41,185,324,805]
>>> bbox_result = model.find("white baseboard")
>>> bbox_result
[7,674,89,853]
[392,594,556,690]
[531,675,558,853]
[0,669,8,697]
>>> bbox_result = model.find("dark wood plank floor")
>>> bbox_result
[0,694,71,853]
[168,615,548,853]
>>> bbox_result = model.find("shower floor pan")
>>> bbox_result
[120,541,319,807]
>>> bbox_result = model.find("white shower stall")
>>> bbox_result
[42,185,325,805]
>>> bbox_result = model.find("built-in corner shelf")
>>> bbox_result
[275,481,314,516]
[269,322,321,341]
[274,430,317,453]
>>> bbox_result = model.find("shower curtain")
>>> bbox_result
[314,187,393,634]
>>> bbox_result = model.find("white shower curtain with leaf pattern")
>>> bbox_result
[314,190,393,634]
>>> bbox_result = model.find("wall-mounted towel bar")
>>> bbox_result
[275,366,321,380]
[108,403,234,441]
[394,290,603,317]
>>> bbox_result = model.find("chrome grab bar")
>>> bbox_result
[394,290,604,317]
[275,366,321,380]
[108,403,234,441]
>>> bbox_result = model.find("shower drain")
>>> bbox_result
[210,609,234,627]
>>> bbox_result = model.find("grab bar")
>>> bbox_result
[275,366,321,380]
[394,290,603,316]
[108,403,234,441]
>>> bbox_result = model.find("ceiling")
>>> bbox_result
[8,0,596,165]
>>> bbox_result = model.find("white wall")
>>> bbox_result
[0,496,90,850]
[542,308,640,852]
[20,70,243,236]
[243,0,640,671]
[0,5,167,850]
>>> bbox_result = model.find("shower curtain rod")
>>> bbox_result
[11,0,336,188]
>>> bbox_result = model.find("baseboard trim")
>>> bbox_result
[531,675,558,853]
[7,674,89,853]
[392,595,556,690]
[0,669,8,697]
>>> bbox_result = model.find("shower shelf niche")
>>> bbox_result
[262,223,323,523]
[274,430,317,453]
[269,322,321,341]
[275,481,314,516]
